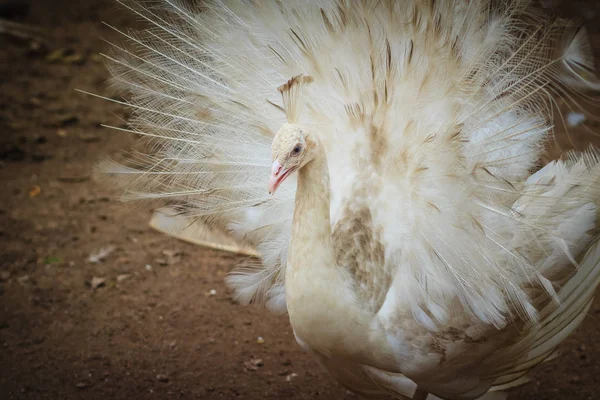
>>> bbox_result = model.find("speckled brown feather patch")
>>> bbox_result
[332,196,391,312]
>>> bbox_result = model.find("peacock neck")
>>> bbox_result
[292,151,333,248]
[286,146,347,308]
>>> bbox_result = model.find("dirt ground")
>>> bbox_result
[1,1,599,399]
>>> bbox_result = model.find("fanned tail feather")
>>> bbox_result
[96,1,600,327]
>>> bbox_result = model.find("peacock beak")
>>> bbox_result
[268,160,291,195]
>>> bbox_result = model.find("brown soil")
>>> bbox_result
[0,1,599,399]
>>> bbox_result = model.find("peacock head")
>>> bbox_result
[268,74,315,195]
[269,123,317,194]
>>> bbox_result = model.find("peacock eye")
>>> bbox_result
[292,145,302,155]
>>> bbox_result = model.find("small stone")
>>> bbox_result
[75,382,87,389]
[253,359,264,367]
[17,275,29,284]
[145,264,152,271]
[243,358,264,372]
[115,256,130,265]
[256,336,265,344]
[244,361,257,372]
[162,249,182,265]
[91,277,106,289]
[209,289,217,296]
[78,132,100,142]
[116,274,130,282]
[285,373,298,382]
[88,245,116,263]
[156,258,167,266]
[156,374,169,382]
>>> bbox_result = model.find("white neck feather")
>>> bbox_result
[293,152,333,248]
[289,147,337,278]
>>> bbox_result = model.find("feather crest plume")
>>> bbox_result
[94,0,600,328]
[278,74,314,123]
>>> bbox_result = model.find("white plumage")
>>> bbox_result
[96,1,600,399]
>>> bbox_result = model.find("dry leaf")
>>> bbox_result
[29,185,41,197]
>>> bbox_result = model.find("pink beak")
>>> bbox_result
[268,161,291,195]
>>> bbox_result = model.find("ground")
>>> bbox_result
[0,1,599,399]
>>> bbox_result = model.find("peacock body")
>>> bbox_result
[95,1,600,399]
